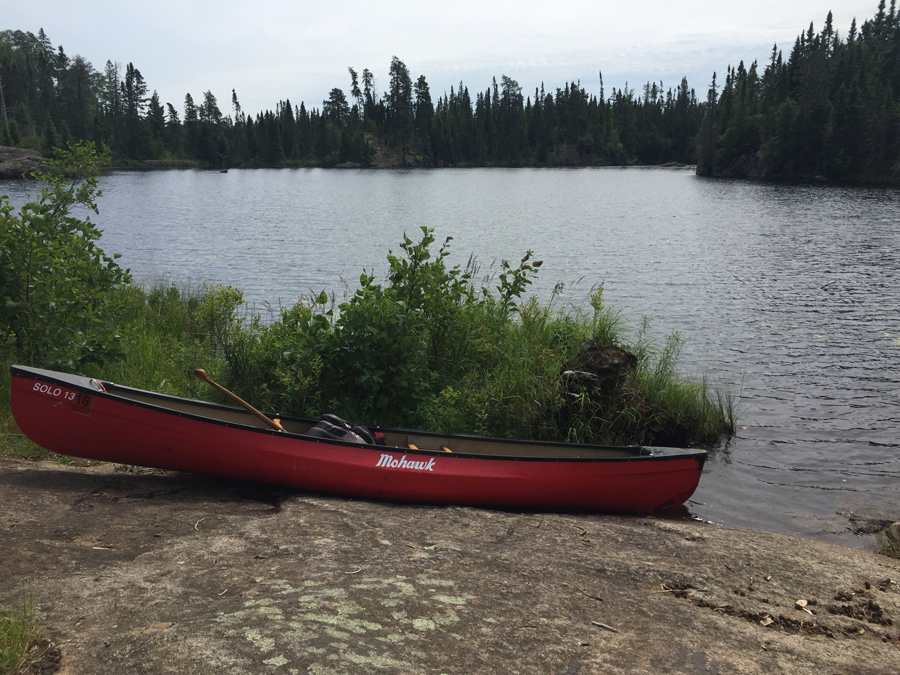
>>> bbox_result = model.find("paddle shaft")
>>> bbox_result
[194,369,285,432]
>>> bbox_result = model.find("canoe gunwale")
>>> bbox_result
[9,364,708,466]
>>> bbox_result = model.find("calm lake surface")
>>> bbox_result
[3,167,898,548]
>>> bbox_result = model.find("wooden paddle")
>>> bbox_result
[194,368,285,432]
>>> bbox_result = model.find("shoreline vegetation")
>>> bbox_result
[0,143,734,468]
[1,2,898,182]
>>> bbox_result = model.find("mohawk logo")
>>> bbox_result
[376,454,436,472]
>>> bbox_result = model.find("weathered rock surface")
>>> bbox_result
[1,458,898,674]
[562,341,638,397]
[0,145,44,179]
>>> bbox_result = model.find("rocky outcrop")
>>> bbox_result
[1,458,898,674]
[561,339,638,398]
[0,145,44,178]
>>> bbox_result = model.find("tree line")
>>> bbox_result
[1,1,897,179]
[0,32,703,168]
[698,1,900,180]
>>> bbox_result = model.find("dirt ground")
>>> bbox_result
[1,457,898,674]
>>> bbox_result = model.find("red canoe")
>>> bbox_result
[9,365,707,511]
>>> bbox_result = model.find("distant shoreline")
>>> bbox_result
[4,145,899,187]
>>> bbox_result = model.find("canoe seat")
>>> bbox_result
[406,435,454,452]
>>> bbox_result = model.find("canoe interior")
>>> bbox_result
[105,382,677,461]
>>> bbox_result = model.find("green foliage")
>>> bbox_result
[0,599,39,675]
[0,141,130,368]
[496,251,542,312]
[206,228,734,447]
[195,285,244,349]
[222,228,491,422]
[89,283,240,396]
[587,287,622,346]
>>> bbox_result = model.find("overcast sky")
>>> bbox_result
[5,1,881,116]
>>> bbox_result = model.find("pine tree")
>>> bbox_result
[696,73,717,175]
[121,62,148,158]
[323,89,350,127]
[231,89,243,124]
[348,67,363,117]
[146,91,165,155]
[387,56,413,158]
[164,102,182,154]
[413,75,433,153]
[184,93,198,157]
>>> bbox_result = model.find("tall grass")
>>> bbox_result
[78,282,228,399]
[0,600,39,675]
[410,296,733,446]
[0,282,230,459]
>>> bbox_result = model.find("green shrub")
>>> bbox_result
[215,227,733,447]
[218,228,545,425]
[0,141,130,369]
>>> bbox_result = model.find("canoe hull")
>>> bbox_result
[10,366,706,512]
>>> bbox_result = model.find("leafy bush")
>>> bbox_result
[216,227,544,424]
[215,227,733,446]
[0,141,130,368]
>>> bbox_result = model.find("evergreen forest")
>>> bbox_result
[698,1,900,180]
[1,1,898,181]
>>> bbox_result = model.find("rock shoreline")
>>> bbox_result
[0,145,683,175]
[1,458,897,674]
[0,145,44,179]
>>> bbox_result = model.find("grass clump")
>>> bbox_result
[0,601,39,675]
[78,282,239,400]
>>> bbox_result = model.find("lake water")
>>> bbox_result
[3,167,899,549]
